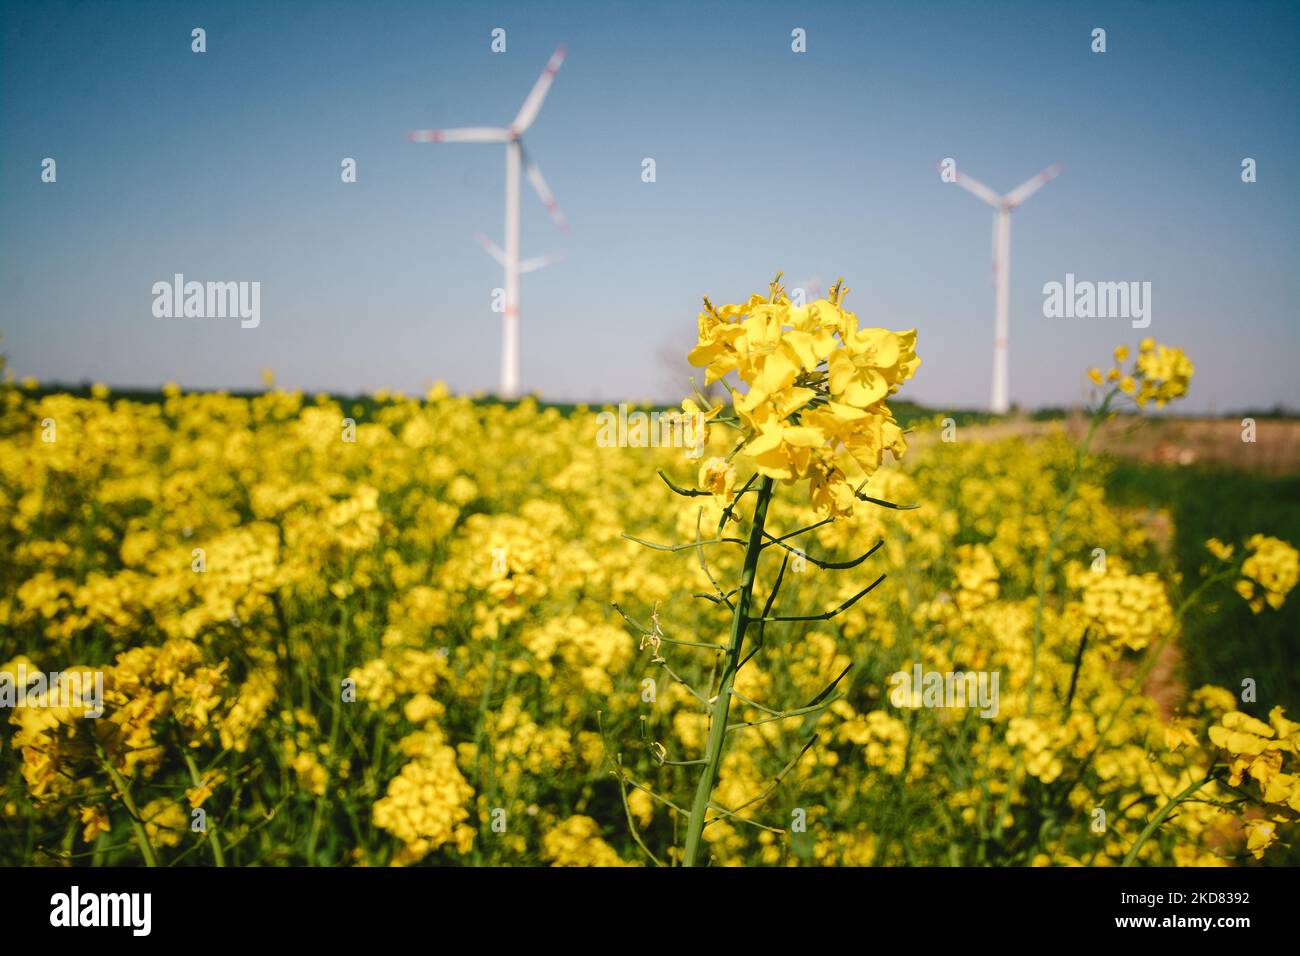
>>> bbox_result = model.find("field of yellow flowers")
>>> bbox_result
[1,281,1297,867]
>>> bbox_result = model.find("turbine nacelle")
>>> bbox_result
[475,233,564,274]
[953,162,1063,211]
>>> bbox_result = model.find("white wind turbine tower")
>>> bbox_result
[408,46,569,399]
[950,162,1062,414]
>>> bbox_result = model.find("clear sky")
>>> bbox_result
[2,0,1297,412]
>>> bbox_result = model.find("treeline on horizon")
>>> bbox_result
[12,383,1297,427]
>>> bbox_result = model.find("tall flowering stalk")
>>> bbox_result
[1029,340,1195,715]
[990,338,1198,852]
[617,275,920,866]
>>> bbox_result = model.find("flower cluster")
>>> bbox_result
[953,543,1000,611]
[687,275,919,515]
[1207,707,1300,857]
[1235,534,1300,614]
[540,815,634,867]
[1006,717,1065,784]
[1088,339,1194,407]
[372,730,477,866]
[1066,562,1175,654]
[8,639,230,808]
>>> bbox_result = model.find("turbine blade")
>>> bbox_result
[519,251,566,274]
[1004,163,1063,208]
[407,127,511,143]
[475,232,506,266]
[954,169,1003,207]
[511,46,567,134]
[521,146,568,230]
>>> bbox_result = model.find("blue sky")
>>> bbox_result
[2,0,1297,411]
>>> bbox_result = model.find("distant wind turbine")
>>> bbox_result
[409,46,569,399]
[949,162,1062,414]
[475,233,565,276]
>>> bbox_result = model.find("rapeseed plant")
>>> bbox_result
[617,275,919,865]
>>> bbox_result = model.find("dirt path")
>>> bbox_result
[914,415,1300,474]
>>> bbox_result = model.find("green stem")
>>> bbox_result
[471,633,503,866]
[306,606,348,864]
[97,746,158,867]
[1121,772,1216,866]
[682,476,774,867]
[181,749,226,866]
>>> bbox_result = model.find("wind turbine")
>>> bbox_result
[949,162,1062,414]
[409,46,569,399]
[474,233,565,276]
